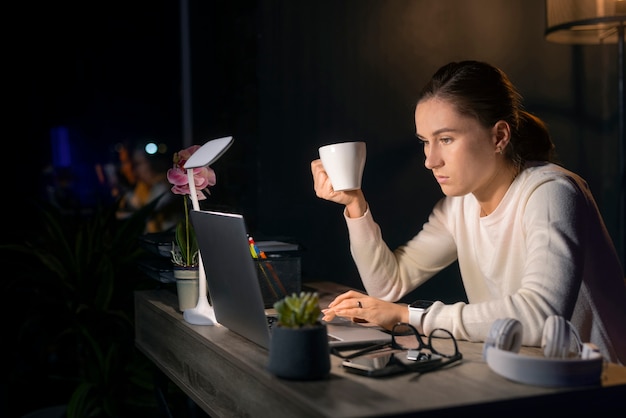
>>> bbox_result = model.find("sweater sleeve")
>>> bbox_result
[345,201,458,302]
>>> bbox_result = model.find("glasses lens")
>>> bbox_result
[429,328,458,358]
[392,323,421,350]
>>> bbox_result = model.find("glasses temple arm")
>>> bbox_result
[331,342,392,360]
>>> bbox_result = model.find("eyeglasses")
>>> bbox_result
[391,323,462,371]
[333,322,462,375]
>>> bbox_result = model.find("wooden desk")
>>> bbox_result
[135,282,626,417]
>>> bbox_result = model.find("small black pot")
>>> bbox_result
[267,323,331,380]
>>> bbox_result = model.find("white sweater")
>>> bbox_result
[346,162,626,365]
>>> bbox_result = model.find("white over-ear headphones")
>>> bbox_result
[482,316,603,387]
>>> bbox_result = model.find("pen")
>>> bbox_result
[249,238,259,258]
[263,259,287,295]
[249,236,279,298]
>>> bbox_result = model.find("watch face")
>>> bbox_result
[410,300,434,309]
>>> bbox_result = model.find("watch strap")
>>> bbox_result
[408,305,426,334]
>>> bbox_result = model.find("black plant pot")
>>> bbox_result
[267,323,331,380]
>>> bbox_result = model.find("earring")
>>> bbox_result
[496,148,503,155]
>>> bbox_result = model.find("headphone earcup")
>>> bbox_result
[542,315,570,358]
[483,318,523,360]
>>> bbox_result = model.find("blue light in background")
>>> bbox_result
[50,126,71,167]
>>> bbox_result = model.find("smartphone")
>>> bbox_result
[342,351,443,377]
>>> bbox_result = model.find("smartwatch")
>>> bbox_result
[408,300,434,333]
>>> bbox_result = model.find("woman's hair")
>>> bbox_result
[417,60,556,169]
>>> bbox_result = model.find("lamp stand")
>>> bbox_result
[618,23,625,269]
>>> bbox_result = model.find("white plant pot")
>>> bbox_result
[174,267,199,312]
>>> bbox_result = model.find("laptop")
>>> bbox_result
[190,209,392,350]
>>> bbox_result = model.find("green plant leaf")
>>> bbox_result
[273,291,321,328]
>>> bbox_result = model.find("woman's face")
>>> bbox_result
[415,98,500,198]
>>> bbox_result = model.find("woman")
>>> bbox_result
[118,142,179,233]
[311,60,626,365]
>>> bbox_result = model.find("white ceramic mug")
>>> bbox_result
[318,141,366,191]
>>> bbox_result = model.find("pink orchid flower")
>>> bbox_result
[167,145,217,200]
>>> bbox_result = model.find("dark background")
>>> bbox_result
[9,0,622,292]
[5,0,623,317]
[3,0,623,414]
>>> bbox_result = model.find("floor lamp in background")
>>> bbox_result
[545,0,626,268]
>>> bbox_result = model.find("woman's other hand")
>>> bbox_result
[321,290,408,331]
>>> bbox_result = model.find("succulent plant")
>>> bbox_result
[273,291,322,328]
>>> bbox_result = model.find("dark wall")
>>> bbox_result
[9,0,622,301]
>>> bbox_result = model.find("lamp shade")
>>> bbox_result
[545,0,626,44]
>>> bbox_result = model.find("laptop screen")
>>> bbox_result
[191,209,273,348]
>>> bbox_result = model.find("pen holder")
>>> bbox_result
[255,255,301,308]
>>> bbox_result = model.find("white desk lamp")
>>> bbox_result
[181,136,234,325]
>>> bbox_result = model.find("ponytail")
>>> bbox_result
[510,110,556,165]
